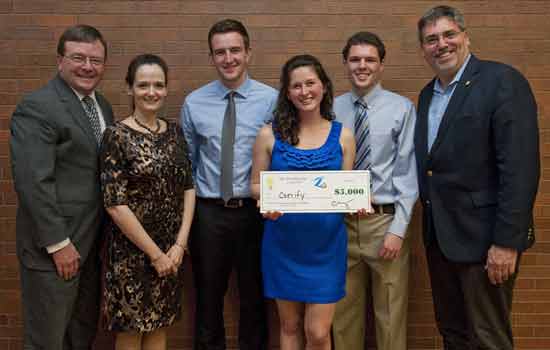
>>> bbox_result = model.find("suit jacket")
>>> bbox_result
[10,74,114,270]
[414,55,539,263]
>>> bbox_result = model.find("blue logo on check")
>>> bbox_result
[313,176,327,189]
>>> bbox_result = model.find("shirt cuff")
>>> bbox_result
[46,238,71,254]
[388,220,407,238]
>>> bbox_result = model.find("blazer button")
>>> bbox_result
[427,170,433,176]
[425,200,431,205]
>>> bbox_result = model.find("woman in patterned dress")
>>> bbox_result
[251,55,356,350]
[100,54,195,350]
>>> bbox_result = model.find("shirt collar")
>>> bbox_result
[351,83,383,109]
[71,87,98,103]
[215,74,252,100]
[434,54,472,93]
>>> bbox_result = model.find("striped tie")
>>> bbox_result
[82,95,102,144]
[354,99,370,170]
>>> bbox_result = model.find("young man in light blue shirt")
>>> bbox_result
[180,19,277,350]
[332,31,418,350]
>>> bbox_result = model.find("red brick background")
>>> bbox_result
[1,1,549,349]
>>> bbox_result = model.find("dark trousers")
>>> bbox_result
[191,198,267,350]
[426,241,517,350]
[20,249,100,350]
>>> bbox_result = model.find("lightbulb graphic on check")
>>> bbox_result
[266,176,273,190]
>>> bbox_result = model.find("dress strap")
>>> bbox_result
[327,121,342,145]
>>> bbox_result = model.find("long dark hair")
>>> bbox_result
[273,54,334,145]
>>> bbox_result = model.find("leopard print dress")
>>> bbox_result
[99,120,193,332]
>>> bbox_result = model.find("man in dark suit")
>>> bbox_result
[414,5,539,350]
[10,25,113,350]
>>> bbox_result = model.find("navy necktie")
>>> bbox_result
[354,99,370,170]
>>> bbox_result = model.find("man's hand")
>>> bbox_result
[486,245,518,285]
[378,232,403,260]
[51,243,81,280]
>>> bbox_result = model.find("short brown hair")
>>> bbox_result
[208,19,250,53]
[417,5,466,44]
[342,31,386,62]
[57,24,107,60]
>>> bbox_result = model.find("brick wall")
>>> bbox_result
[1,1,549,349]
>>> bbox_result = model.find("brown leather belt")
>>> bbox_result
[198,197,256,209]
[371,203,395,215]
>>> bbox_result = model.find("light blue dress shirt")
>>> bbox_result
[428,54,472,150]
[180,76,278,198]
[334,84,418,237]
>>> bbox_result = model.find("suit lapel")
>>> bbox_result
[53,75,101,148]
[429,56,480,155]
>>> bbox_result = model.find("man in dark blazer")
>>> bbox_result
[10,25,113,350]
[415,5,539,350]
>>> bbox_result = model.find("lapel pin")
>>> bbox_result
[465,80,471,87]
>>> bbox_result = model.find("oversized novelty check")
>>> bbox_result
[260,170,371,213]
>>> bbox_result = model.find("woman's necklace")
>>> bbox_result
[133,115,161,134]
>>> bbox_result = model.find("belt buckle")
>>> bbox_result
[373,204,384,215]
[224,199,242,208]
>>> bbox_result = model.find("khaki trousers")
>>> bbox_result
[332,213,410,350]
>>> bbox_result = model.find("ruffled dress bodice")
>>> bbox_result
[271,121,343,171]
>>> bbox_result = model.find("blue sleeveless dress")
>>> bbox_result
[262,121,347,303]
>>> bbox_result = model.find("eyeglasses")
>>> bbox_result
[63,54,105,67]
[422,30,464,47]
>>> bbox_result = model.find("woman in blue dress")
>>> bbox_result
[251,54,356,350]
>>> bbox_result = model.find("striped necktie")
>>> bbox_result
[354,99,370,170]
[82,95,102,144]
